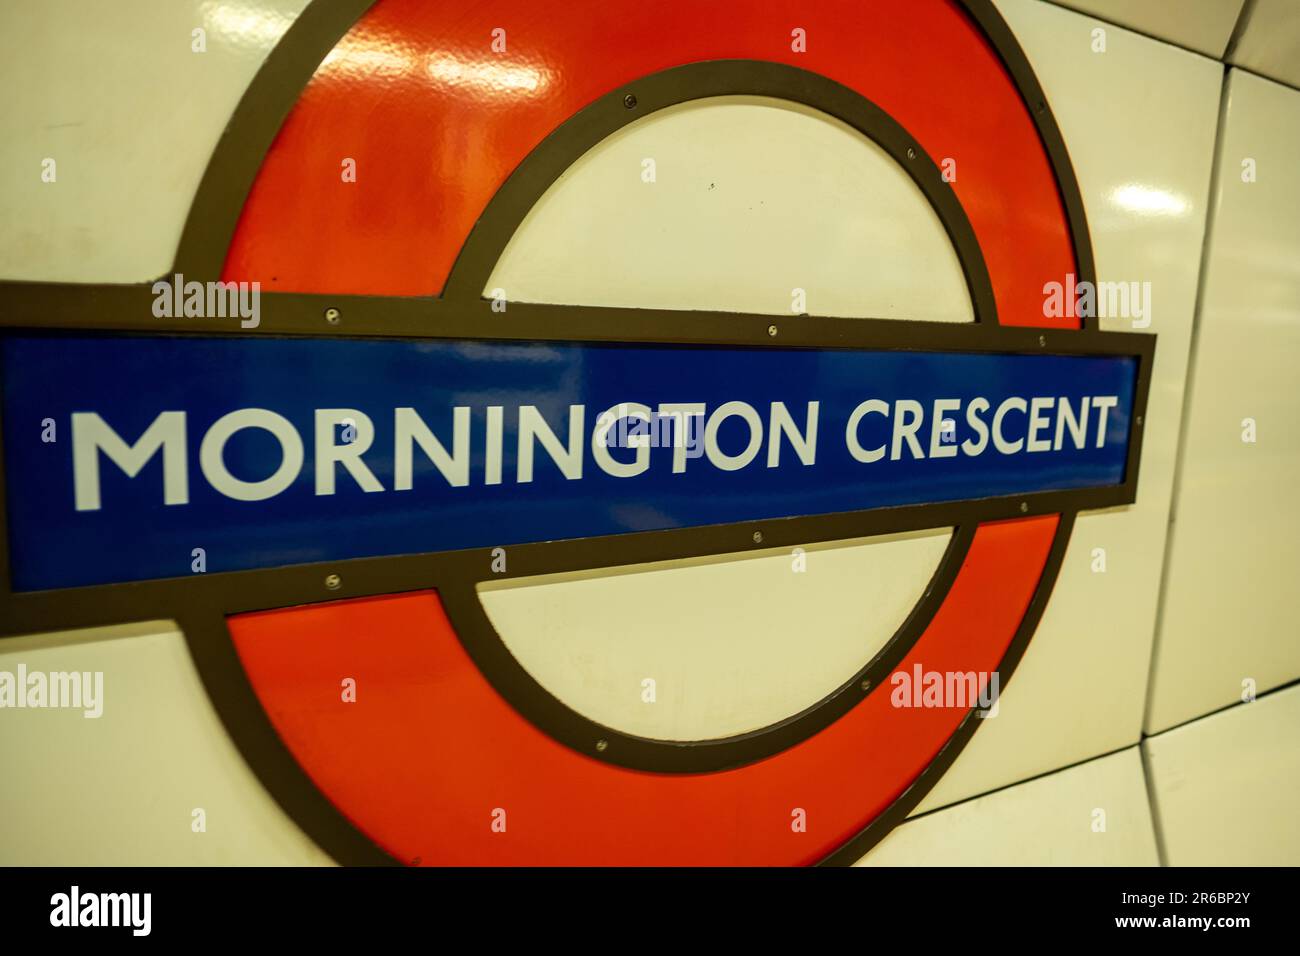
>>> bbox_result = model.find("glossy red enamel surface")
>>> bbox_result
[223,0,1078,328]
[230,515,1058,865]
[222,0,1083,863]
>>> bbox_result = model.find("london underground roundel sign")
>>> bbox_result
[0,0,1153,865]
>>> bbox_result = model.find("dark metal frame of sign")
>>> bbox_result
[0,0,1153,867]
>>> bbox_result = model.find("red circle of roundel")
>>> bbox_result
[222,0,1080,865]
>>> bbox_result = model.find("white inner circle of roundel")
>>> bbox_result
[478,95,972,742]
